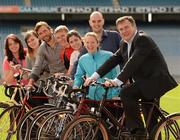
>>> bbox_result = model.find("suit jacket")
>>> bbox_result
[97,30,178,99]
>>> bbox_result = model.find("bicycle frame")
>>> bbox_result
[74,83,169,139]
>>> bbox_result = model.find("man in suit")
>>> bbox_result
[84,16,178,138]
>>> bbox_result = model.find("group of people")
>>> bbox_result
[2,10,178,139]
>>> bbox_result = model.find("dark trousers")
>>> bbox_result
[142,99,160,133]
[120,83,159,134]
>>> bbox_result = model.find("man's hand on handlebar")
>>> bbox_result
[104,78,118,87]
[84,77,96,87]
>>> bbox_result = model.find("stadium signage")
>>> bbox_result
[57,6,93,13]
[23,6,180,14]
[98,6,180,13]
[20,6,58,13]
[1,6,180,14]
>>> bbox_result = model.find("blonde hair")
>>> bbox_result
[84,32,99,43]
[54,25,69,34]
[116,16,136,27]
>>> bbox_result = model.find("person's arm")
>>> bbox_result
[97,48,122,77]
[66,65,73,76]
[3,70,14,84]
[27,78,35,87]
[73,60,86,88]
[83,50,122,87]
[70,47,87,79]
[29,46,45,82]
[3,59,15,84]
[70,60,78,79]
[25,55,33,70]
[67,51,77,76]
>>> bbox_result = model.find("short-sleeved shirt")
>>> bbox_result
[3,56,28,85]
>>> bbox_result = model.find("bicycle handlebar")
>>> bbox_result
[4,84,23,97]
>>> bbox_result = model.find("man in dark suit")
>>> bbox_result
[84,16,178,138]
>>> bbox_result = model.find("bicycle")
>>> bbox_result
[0,67,48,140]
[17,75,71,140]
[36,82,123,140]
[16,79,52,140]
[151,112,180,140]
[61,81,173,140]
[24,75,76,140]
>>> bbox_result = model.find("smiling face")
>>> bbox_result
[89,11,104,34]
[37,25,52,42]
[55,30,69,47]
[116,19,136,42]
[7,38,20,54]
[26,34,40,50]
[84,33,99,54]
[68,35,82,51]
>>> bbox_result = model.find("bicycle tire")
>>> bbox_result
[151,112,180,140]
[0,105,22,140]
[17,104,54,140]
[37,109,74,140]
[0,102,10,108]
[0,102,10,115]
[0,87,10,112]
[27,107,63,140]
[61,115,110,140]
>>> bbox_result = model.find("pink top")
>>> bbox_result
[3,56,28,85]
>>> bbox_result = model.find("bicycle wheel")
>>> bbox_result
[151,112,180,140]
[0,101,9,114]
[0,86,10,113]
[17,104,54,140]
[27,107,63,140]
[37,109,74,140]
[61,115,109,140]
[0,105,22,140]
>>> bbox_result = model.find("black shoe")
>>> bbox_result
[131,128,147,136]
[121,129,147,140]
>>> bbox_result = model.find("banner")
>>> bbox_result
[1,6,180,14]
[0,6,20,13]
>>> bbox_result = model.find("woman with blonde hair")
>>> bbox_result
[73,32,120,100]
